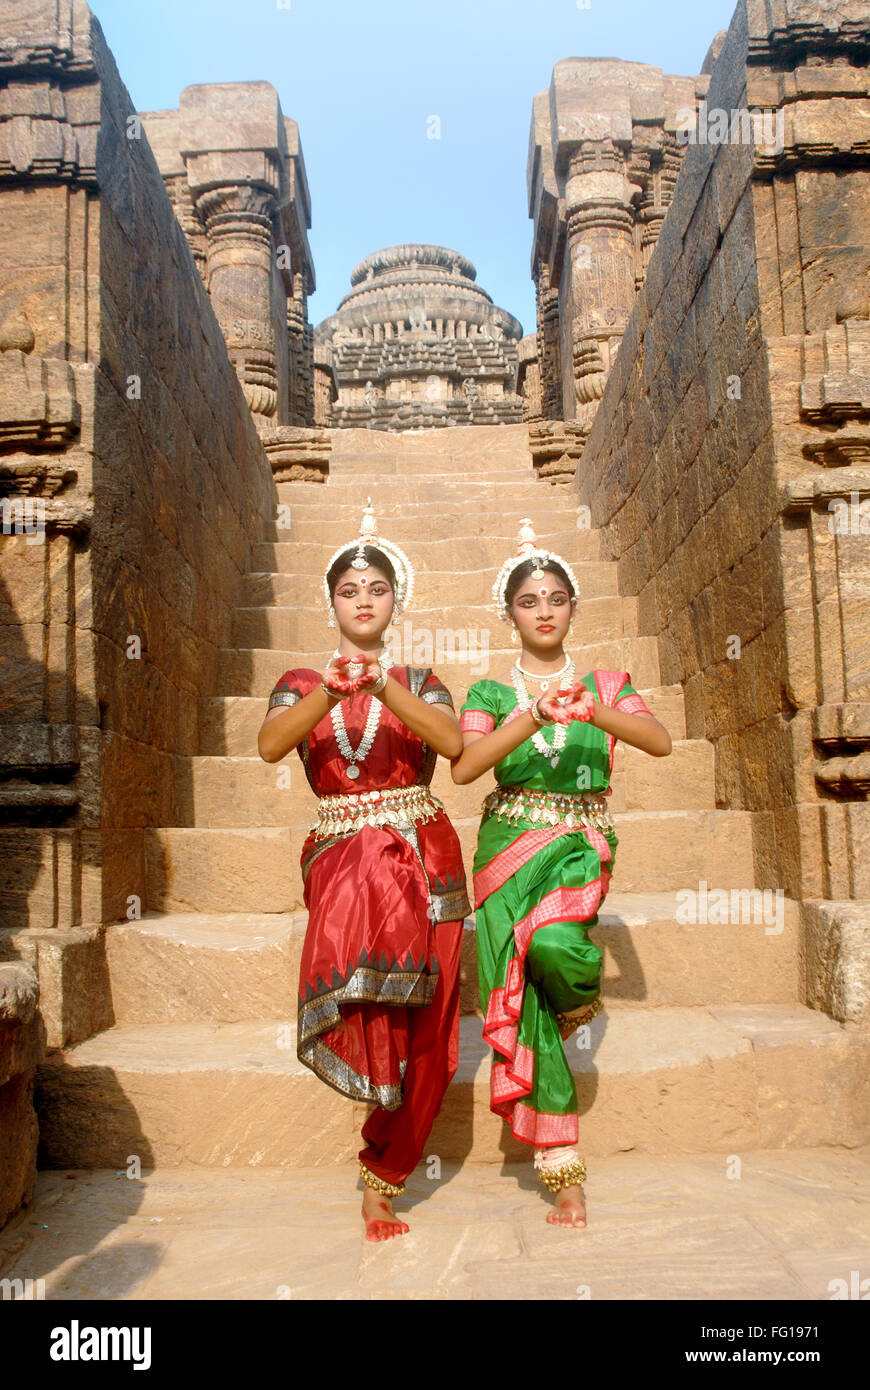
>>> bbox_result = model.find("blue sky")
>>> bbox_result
[90,0,739,335]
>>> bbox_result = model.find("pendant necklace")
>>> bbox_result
[329,652,390,779]
[511,659,575,768]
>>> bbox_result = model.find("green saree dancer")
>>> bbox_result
[452,520,672,1225]
[461,669,647,1141]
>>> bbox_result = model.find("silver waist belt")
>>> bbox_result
[482,784,613,832]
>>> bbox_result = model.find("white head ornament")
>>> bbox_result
[323,497,415,626]
[491,517,579,622]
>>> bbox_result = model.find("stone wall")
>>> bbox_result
[571,0,870,1017]
[0,0,275,1052]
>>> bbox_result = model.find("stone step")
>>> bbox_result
[176,739,715,829]
[143,808,755,912]
[261,515,594,549]
[276,476,546,503]
[245,566,621,610]
[252,528,601,574]
[106,910,308,1024]
[312,450,545,473]
[327,436,533,460]
[35,1005,865,1168]
[316,470,561,492]
[243,561,621,609]
[198,683,688,757]
[230,596,639,652]
[327,422,532,459]
[220,635,662,696]
[100,890,800,1028]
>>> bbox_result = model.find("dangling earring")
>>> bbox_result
[327,603,336,629]
[511,626,518,645]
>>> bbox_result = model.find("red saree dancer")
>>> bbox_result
[258,502,469,1240]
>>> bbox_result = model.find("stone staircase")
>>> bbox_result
[35,424,863,1169]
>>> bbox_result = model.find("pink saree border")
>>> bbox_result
[512,1102,579,1146]
[481,875,607,1148]
[473,826,574,906]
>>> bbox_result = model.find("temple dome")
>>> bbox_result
[315,243,524,430]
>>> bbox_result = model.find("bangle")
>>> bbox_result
[320,680,339,700]
[369,671,388,695]
[529,696,547,726]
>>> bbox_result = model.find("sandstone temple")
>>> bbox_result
[1,0,868,1254]
[315,244,524,430]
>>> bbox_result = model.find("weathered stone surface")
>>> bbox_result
[260,426,331,483]
[3,1149,869,1301]
[0,1072,39,1229]
[804,899,870,1025]
[1,0,278,1020]
[0,962,44,1227]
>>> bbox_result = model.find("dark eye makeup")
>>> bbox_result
[517,592,569,605]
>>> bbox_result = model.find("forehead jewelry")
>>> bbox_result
[492,518,579,623]
[323,497,415,625]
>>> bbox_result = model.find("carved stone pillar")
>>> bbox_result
[527,57,703,426]
[196,185,279,423]
[637,137,682,283]
[286,269,310,426]
[312,342,337,426]
[565,144,638,428]
[535,258,562,421]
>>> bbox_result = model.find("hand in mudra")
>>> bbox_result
[321,655,360,699]
[538,681,595,725]
[347,651,387,696]
[321,653,385,700]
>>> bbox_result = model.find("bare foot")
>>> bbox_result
[546,1183,587,1228]
[362,1187,409,1241]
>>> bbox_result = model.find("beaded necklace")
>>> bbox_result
[510,659,576,769]
[329,654,391,779]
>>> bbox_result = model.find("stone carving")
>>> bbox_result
[140,85,318,436]
[527,56,707,433]
[528,419,587,485]
[315,244,524,429]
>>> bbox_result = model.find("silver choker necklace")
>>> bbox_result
[513,654,571,694]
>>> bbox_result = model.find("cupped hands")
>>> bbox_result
[537,681,595,725]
